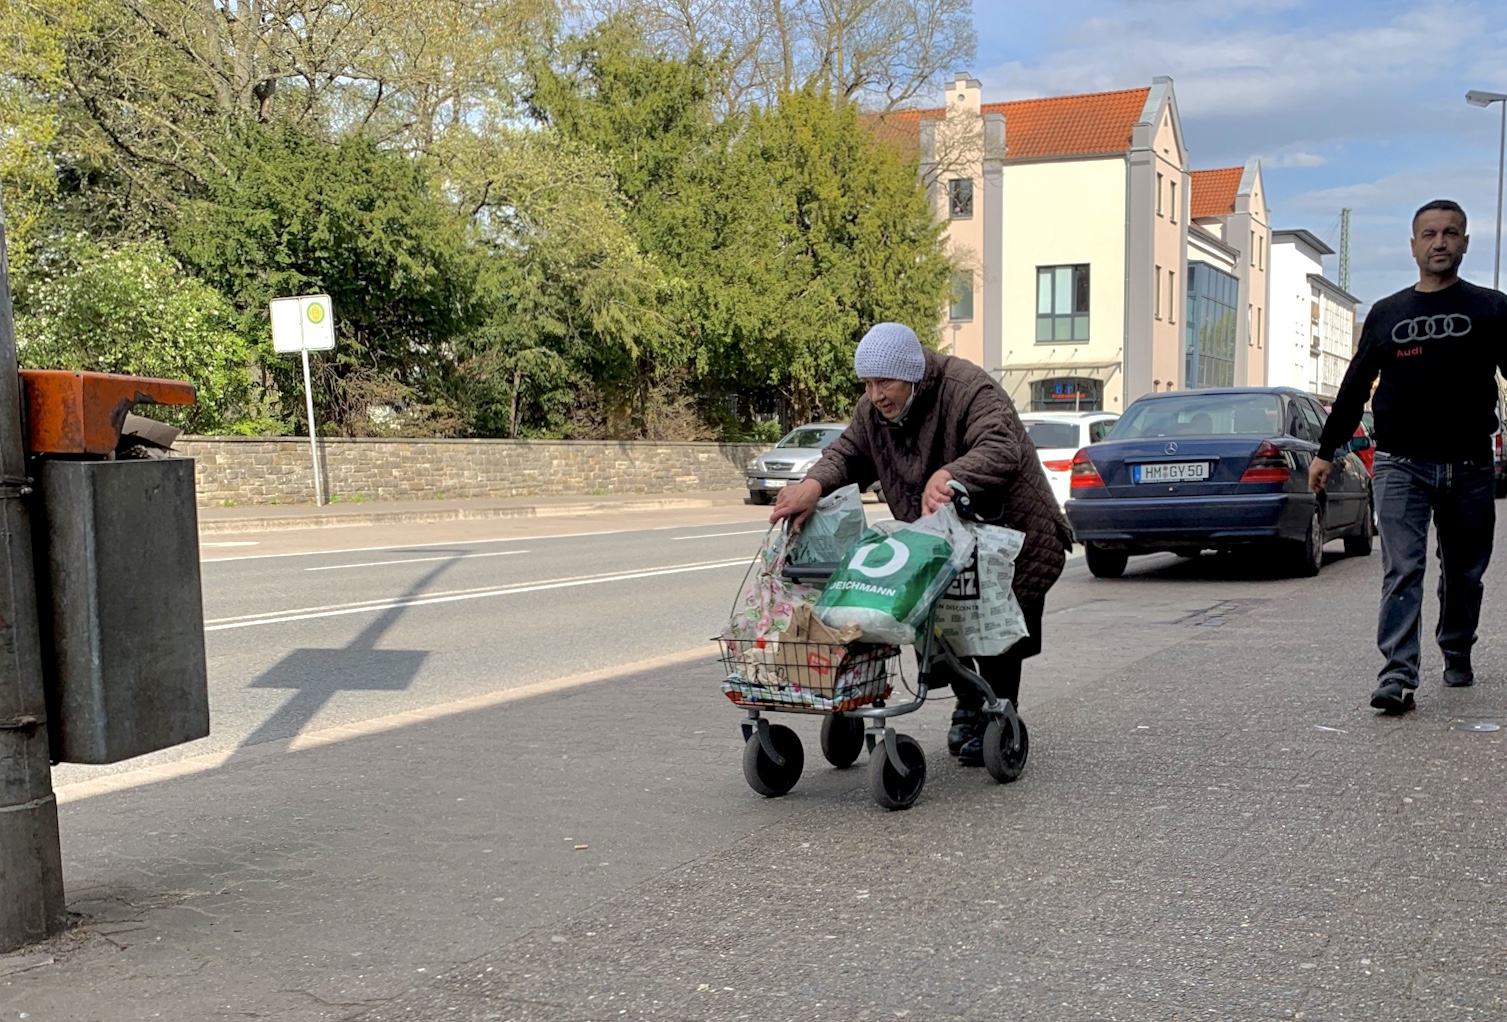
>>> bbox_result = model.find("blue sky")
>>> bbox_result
[967,0,1507,310]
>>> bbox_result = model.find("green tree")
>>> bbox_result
[14,239,268,433]
[171,123,486,434]
[683,88,952,423]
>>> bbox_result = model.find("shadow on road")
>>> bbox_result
[240,557,462,748]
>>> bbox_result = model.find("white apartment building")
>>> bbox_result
[874,75,1271,412]
[1268,230,1359,401]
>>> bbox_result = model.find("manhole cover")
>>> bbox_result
[1452,719,1501,733]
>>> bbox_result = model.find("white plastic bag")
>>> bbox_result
[789,484,866,564]
[935,522,1029,656]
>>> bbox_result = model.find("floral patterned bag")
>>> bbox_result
[723,525,821,645]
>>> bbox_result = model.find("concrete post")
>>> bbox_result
[0,189,67,951]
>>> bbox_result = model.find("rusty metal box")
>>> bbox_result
[35,457,209,764]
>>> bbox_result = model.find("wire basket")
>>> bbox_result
[717,636,898,713]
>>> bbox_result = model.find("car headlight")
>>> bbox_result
[795,458,819,474]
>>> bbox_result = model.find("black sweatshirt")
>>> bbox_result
[1318,279,1507,462]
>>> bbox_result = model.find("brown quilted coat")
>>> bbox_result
[805,348,1071,605]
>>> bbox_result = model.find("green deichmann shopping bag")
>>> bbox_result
[814,504,975,645]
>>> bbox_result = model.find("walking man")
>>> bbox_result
[1312,200,1507,713]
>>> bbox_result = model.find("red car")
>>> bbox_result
[1324,405,1375,475]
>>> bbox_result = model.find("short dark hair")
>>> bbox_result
[1413,199,1467,231]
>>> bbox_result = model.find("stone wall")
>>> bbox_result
[174,437,764,506]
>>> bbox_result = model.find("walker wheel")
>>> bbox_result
[820,713,866,768]
[870,734,926,810]
[742,724,804,797]
[983,716,1029,784]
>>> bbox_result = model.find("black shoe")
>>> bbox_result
[1370,680,1417,715]
[1443,658,1475,688]
[948,708,984,757]
[956,733,985,767]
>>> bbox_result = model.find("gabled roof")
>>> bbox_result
[866,86,1153,163]
[1190,167,1243,218]
[981,88,1151,160]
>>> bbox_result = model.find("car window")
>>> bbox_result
[777,428,843,449]
[1285,399,1323,443]
[1110,394,1282,439]
[1022,421,1080,449]
[1088,419,1115,443]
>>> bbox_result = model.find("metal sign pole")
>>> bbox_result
[301,348,324,506]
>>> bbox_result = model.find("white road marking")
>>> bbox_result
[202,541,261,547]
[671,528,772,541]
[199,519,761,563]
[305,550,531,571]
[205,558,749,631]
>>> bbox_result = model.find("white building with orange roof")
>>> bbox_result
[872,75,1272,411]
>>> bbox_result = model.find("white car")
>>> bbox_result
[1019,411,1119,509]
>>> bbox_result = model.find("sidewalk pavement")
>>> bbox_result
[5,547,1507,1020]
[196,490,754,534]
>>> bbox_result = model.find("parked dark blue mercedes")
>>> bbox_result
[1065,387,1374,578]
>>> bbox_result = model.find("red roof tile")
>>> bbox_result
[982,88,1150,160]
[866,87,1152,163]
[1190,167,1243,219]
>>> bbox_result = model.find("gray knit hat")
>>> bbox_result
[854,322,926,382]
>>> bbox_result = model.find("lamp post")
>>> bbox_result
[1466,89,1507,289]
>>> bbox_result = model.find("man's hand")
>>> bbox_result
[1308,457,1333,493]
[769,478,823,531]
[922,469,955,515]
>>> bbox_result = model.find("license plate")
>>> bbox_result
[1134,462,1210,483]
[763,478,787,488]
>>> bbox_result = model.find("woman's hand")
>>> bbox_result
[922,469,955,515]
[769,479,824,531]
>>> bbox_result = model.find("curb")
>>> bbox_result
[197,496,746,534]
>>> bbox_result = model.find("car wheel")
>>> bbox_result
[748,490,772,506]
[1085,542,1129,579]
[1292,505,1324,577]
[1344,496,1374,557]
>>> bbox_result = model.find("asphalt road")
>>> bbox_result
[54,499,1352,788]
[20,501,1501,1022]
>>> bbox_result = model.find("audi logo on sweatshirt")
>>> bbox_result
[1390,314,1472,343]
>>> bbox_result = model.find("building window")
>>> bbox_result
[1169,270,1176,324]
[1032,377,1103,412]
[949,179,974,219]
[1035,264,1090,341]
[949,271,974,321]
[1155,265,1163,319]
[1185,262,1239,389]
[1170,181,1177,222]
[1157,172,1164,216]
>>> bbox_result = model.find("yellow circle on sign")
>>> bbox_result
[306,302,326,325]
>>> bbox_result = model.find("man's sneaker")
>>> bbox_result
[947,708,984,757]
[1370,680,1417,714]
[1443,658,1476,688]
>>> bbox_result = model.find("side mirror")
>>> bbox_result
[1348,435,1374,453]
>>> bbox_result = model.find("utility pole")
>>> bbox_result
[1339,208,1352,292]
[0,188,66,952]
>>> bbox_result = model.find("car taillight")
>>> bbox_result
[1042,458,1074,473]
[1240,441,1291,483]
[1070,448,1105,489]
[1496,432,1502,456]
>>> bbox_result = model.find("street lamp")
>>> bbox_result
[1466,89,1507,289]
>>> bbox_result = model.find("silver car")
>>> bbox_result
[746,423,879,505]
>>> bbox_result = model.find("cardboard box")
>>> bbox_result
[773,605,861,696]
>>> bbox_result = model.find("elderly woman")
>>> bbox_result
[769,322,1072,767]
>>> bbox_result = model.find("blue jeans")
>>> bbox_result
[1373,453,1495,687]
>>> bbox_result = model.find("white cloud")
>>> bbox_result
[1264,150,1327,169]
